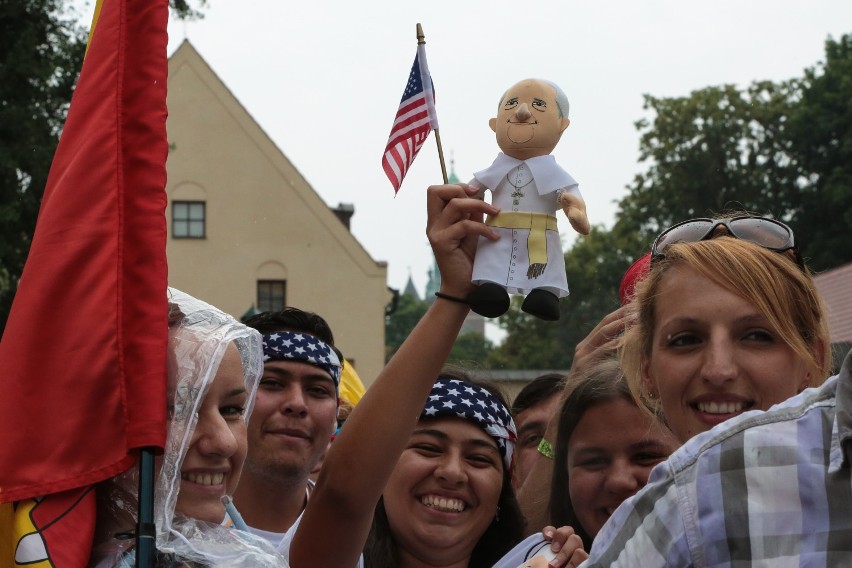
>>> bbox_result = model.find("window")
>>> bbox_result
[257,280,286,312]
[172,201,205,238]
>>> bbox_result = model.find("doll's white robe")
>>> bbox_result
[471,153,580,298]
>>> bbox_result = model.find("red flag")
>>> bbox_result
[0,0,169,562]
[382,43,439,193]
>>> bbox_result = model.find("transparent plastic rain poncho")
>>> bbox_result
[91,288,289,566]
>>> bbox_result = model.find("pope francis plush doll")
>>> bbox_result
[467,78,589,321]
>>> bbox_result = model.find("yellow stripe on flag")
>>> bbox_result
[85,0,105,55]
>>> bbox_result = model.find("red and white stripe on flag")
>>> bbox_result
[382,43,438,193]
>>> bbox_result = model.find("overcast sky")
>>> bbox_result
[79,1,852,304]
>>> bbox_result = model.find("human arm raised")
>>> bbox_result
[289,184,500,568]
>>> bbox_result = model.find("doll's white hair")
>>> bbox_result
[498,79,569,118]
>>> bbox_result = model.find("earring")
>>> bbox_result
[648,390,656,400]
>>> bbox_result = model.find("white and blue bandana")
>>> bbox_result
[422,377,517,471]
[262,331,342,386]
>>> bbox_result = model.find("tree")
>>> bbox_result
[616,81,803,243]
[485,225,643,370]
[448,331,494,368]
[170,0,208,20]
[384,293,429,362]
[0,0,210,332]
[385,293,496,365]
[0,0,86,329]
[616,37,852,271]
[788,34,852,272]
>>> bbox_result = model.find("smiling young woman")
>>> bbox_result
[90,289,286,566]
[366,373,524,567]
[556,361,677,543]
[621,216,830,443]
[492,359,677,568]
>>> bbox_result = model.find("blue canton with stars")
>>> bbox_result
[399,52,425,103]
[262,331,341,385]
[422,377,517,471]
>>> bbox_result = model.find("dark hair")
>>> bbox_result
[364,370,524,567]
[243,307,343,361]
[548,358,633,551]
[511,373,564,416]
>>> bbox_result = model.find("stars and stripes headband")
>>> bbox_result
[422,377,517,471]
[262,331,342,386]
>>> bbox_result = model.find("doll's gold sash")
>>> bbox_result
[485,212,558,276]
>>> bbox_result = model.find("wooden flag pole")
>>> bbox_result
[417,23,448,184]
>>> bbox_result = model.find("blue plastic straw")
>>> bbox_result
[221,495,249,532]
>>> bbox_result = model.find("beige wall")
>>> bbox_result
[165,41,390,385]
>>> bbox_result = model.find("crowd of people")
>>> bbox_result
[84,183,849,567]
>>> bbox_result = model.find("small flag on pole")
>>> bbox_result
[382,41,439,193]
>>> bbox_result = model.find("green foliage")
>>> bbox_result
[384,293,429,362]
[0,0,210,332]
[170,0,208,20]
[0,0,86,329]
[485,226,642,370]
[617,34,852,271]
[788,34,852,271]
[385,293,496,365]
[616,81,802,241]
[448,331,494,368]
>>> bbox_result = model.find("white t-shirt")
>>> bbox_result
[230,482,364,567]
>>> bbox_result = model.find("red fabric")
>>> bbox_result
[0,0,169,504]
[619,253,651,305]
[9,488,97,567]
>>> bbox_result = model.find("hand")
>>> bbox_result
[426,184,499,298]
[559,192,590,236]
[570,306,632,377]
[540,525,588,568]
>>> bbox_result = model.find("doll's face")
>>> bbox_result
[489,79,569,160]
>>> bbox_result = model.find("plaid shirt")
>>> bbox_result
[583,350,852,567]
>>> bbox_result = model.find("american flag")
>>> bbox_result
[382,43,439,193]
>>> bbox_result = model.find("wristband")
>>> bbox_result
[434,292,469,305]
[537,438,554,460]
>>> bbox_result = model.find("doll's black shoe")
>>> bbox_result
[521,289,560,321]
[467,283,510,318]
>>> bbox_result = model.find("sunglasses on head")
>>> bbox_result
[651,216,803,268]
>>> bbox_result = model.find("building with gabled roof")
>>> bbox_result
[165,40,390,384]
[814,261,852,371]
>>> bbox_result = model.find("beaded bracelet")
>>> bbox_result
[537,438,555,460]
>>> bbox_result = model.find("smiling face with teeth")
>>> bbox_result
[177,344,249,523]
[643,266,813,442]
[567,397,676,539]
[380,417,505,566]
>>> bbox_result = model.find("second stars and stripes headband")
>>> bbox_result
[261,331,342,386]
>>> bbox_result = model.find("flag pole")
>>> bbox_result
[417,23,448,184]
[135,447,158,567]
